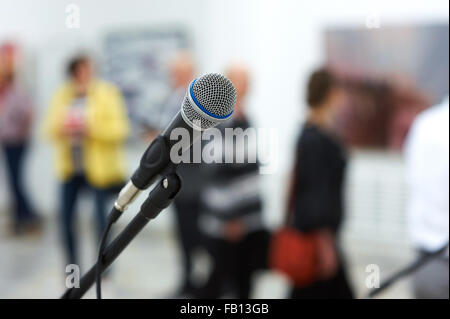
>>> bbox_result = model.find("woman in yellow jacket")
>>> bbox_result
[44,55,129,266]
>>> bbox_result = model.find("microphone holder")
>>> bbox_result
[61,170,182,299]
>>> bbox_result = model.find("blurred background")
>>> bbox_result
[0,0,448,299]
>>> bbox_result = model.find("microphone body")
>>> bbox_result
[113,73,236,212]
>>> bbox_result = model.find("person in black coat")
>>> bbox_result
[289,68,354,299]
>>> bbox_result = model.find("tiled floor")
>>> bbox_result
[0,144,416,299]
[0,210,412,299]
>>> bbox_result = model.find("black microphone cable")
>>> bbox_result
[96,206,123,299]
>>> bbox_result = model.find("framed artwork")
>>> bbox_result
[325,24,449,149]
[102,27,189,138]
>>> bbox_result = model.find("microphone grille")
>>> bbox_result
[182,73,236,130]
[182,95,217,129]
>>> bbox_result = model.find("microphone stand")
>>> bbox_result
[61,171,181,299]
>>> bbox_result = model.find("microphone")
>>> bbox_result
[67,74,236,300]
[113,73,237,213]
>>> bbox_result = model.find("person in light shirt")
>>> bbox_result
[404,95,449,299]
[0,42,41,235]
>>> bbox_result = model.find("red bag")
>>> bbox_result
[269,149,319,287]
[269,228,319,287]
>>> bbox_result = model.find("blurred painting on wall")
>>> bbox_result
[102,28,189,138]
[325,24,449,149]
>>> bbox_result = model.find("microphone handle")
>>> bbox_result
[162,110,196,148]
[132,110,199,189]
[130,135,171,189]
[114,111,201,212]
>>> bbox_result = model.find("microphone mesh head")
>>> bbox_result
[182,73,236,130]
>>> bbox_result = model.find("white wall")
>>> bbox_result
[0,0,210,217]
[0,0,448,224]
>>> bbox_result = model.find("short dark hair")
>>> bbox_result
[306,68,337,108]
[67,55,90,78]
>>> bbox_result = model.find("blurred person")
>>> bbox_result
[159,52,205,297]
[43,55,129,266]
[0,42,41,235]
[404,95,449,299]
[287,68,353,299]
[196,63,269,299]
[159,52,195,131]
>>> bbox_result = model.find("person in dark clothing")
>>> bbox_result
[171,163,204,296]
[196,64,269,299]
[289,68,353,299]
[159,52,205,297]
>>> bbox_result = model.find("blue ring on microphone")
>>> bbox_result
[189,79,233,119]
